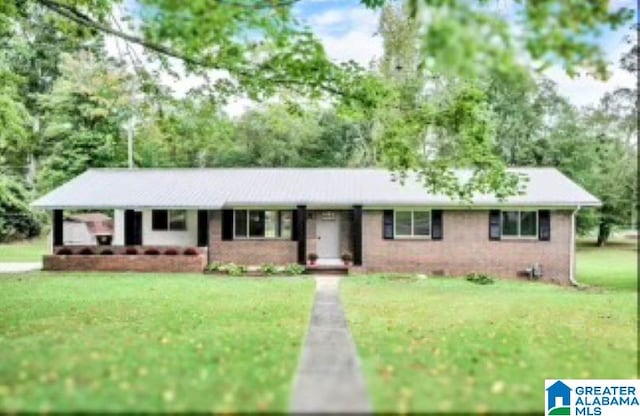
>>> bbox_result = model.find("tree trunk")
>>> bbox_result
[596,221,610,247]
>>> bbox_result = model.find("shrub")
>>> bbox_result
[222,263,247,276]
[260,263,278,275]
[125,247,138,255]
[100,249,114,255]
[144,248,160,255]
[207,262,223,272]
[164,248,178,256]
[284,263,305,275]
[341,252,353,263]
[183,247,199,256]
[78,247,94,255]
[307,253,318,262]
[0,176,42,242]
[56,247,72,255]
[466,273,495,285]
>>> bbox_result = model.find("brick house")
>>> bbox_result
[32,168,600,284]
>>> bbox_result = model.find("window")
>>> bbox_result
[501,210,538,238]
[395,210,431,237]
[151,210,187,231]
[234,210,290,239]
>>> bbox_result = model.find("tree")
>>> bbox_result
[0,0,631,198]
[36,50,135,192]
[0,175,41,242]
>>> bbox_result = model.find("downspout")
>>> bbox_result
[569,206,580,286]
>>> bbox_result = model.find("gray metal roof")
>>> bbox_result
[31,167,601,209]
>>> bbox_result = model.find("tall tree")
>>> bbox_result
[36,50,135,192]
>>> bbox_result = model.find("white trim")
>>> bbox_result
[394,209,431,238]
[232,209,290,240]
[500,210,538,239]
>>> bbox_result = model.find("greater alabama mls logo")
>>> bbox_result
[545,380,640,416]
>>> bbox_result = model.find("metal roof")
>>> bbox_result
[31,167,601,209]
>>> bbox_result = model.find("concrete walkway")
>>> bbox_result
[0,262,41,273]
[290,275,372,413]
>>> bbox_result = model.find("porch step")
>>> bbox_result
[305,265,349,275]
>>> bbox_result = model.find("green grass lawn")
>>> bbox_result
[0,273,314,412]
[576,239,637,291]
[342,246,637,413]
[0,236,48,262]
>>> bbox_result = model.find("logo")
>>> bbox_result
[546,380,572,415]
[545,380,640,416]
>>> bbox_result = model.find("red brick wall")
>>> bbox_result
[361,210,573,284]
[43,254,206,273]
[208,211,298,264]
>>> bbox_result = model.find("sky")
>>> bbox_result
[106,0,638,114]
[292,0,637,108]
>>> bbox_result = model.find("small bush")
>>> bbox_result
[78,247,94,255]
[56,247,72,255]
[222,263,247,276]
[125,247,138,255]
[100,249,114,255]
[307,253,318,262]
[164,248,178,256]
[466,273,495,285]
[284,263,305,275]
[183,247,199,256]
[144,248,160,255]
[341,252,353,263]
[207,262,223,272]
[260,263,278,275]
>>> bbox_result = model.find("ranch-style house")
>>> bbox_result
[32,167,600,284]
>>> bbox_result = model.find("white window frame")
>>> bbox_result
[233,209,287,240]
[394,210,431,239]
[152,209,187,231]
[501,210,538,239]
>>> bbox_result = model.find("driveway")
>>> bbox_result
[0,262,42,273]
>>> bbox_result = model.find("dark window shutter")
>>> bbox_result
[539,210,551,241]
[383,210,394,239]
[431,210,443,240]
[489,210,501,240]
[197,210,209,247]
[221,210,234,240]
[291,209,299,241]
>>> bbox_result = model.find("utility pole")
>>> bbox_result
[126,117,135,169]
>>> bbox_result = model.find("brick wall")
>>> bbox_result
[43,254,206,273]
[361,210,573,284]
[208,211,298,264]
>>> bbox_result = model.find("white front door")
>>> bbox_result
[316,218,340,259]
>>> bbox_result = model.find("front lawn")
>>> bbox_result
[0,236,48,262]
[0,273,314,412]
[342,264,637,412]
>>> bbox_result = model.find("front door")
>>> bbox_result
[316,216,340,259]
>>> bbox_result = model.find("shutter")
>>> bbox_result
[383,210,394,239]
[291,209,298,241]
[353,205,363,265]
[221,210,234,240]
[53,210,63,246]
[489,210,501,240]
[539,210,551,241]
[431,210,443,240]
[197,210,209,247]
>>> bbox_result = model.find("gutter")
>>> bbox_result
[569,206,580,286]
